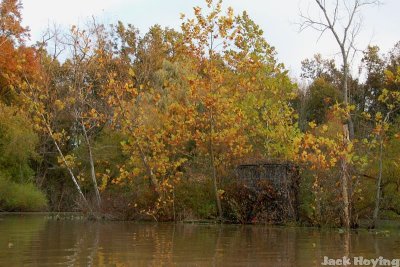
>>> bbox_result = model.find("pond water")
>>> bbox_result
[1,214,400,266]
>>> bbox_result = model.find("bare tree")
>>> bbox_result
[299,0,380,229]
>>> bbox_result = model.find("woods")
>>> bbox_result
[0,0,399,228]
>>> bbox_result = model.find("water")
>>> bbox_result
[1,214,400,266]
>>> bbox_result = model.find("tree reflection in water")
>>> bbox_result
[1,214,400,266]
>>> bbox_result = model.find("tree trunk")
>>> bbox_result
[341,151,351,229]
[42,113,91,211]
[88,145,101,209]
[136,142,160,194]
[342,51,349,105]
[211,145,223,218]
[207,33,222,219]
[81,122,101,209]
[341,53,351,229]
[372,137,384,228]
[210,113,223,218]
[50,131,91,212]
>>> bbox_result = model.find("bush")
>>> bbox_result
[224,179,279,224]
[297,169,342,227]
[0,104,39,183]
[101,185,158,220]
[174,179,217,220]
[0,175,47,211]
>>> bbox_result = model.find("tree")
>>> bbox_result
[21,22,116,212]
[230,11,300,161]
[300,0,380,229]
[0,0,26,43]
[353,43,400,227]
[303,77,343,124]
[101,23,191,217]
[179,0,254,218]
[0,103,38,183]
[357,46,386,115]
[369,70,400,228]
[59,23,110,209]
[0,0,39,104]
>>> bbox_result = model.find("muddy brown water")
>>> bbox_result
[1,214,400,266]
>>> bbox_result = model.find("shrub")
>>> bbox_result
[223,179,281,224]
[0,104,39,183]
[0,174,47,211]
[174,179,217,220]
[101,185,158,220]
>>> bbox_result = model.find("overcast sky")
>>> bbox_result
[21,0,399,78]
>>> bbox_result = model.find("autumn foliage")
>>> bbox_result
[0,0,399,227]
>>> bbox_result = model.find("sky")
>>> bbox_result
[21,0,400,79]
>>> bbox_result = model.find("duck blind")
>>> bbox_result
[235,162,300,221]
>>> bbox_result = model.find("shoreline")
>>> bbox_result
[1,211,400,231]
